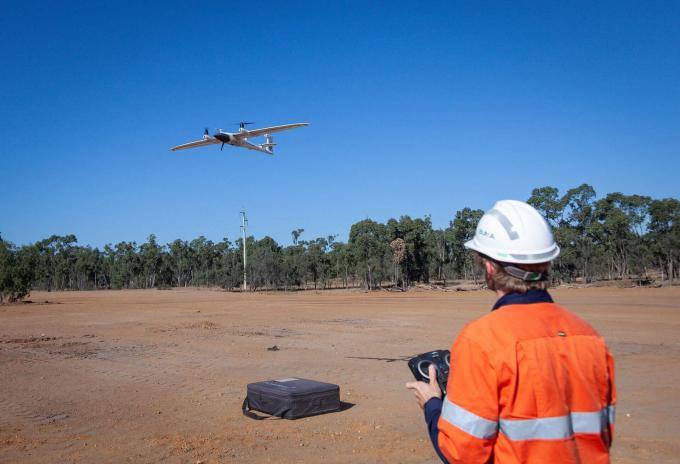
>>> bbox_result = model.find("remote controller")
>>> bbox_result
[407,350,450,395]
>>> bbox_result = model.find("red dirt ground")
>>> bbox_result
[1,287,679,463]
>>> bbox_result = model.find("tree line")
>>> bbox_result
[1,184,678,302]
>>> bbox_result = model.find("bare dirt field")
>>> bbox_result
[1,287,679,463]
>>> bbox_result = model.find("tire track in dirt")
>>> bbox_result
[0,336,104,430]
[0,396,31,428]
[0,339,64,429]
[0,375,74,430]
[86,322,301,402]
[88,339,230,402]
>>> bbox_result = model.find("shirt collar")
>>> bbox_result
[492,289,554,311]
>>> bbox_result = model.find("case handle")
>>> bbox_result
[241,397,269,421]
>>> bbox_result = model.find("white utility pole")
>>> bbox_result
[240,211,248,291]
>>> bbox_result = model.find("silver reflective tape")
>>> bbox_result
[608,405,616,425]
[440,397,498,440]
[487,209,520,240]
[500,407,612,441]
[500,415,572,440]
[571,410,606,434]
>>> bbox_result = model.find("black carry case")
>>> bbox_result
[242,377,340,420]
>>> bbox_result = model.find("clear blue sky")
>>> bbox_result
[1,1,678,248]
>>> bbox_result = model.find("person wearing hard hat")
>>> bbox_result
[406,200,616,463]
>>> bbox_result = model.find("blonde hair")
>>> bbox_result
[476,254,551,293]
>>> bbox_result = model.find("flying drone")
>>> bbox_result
[170,121,309,155]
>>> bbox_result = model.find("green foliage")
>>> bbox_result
[431,208,486,283]
[2,185,679,295]
[0,238,36,303]
[386,216,433,285]
[248,236,282,289]
[528,187,562,227]
[349,219,389,289]
[648,198,680,280]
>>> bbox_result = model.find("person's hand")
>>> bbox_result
[405,364,443,409]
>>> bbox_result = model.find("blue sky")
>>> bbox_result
[1,1,678,248]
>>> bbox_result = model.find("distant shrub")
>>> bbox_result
[0,240,36,304]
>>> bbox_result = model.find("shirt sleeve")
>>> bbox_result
[605,347,616,447]
[424,397,449,463]
[437,334,498,463]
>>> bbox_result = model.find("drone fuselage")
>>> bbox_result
[211,131,272,154]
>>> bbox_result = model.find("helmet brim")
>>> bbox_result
[464,238,560,264]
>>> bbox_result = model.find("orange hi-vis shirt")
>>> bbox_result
[434,291,616,464]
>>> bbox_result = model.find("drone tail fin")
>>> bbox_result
[261,134,276,154]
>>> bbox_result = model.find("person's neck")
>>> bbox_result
[496,289,508,299]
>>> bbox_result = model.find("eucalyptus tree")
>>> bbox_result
[291,229,304,245]
[648,198,680,281]
[167,239,194,287]
[73,246,103,290]
[0,239,36,303]
[386,216,433,285]
[248,236,282,290]
[528,186,563,227]
[110,241,141,289]
[561,184,597,282]
[140,234,162,288]
[329,241,354,288]
[592,193,651,279]
[32,235,78,290]
[448,208,484,280]
[305,237,332,289]
[215,238,242,289]
[348,219,390,290]
[428,229,450,283]
[190,236,220,286]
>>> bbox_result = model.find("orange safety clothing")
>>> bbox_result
[436,293,616,463]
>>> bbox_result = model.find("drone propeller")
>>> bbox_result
[204,128,209,136]
[234,121,256,130]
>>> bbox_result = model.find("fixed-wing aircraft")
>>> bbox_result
[170,122,309,155]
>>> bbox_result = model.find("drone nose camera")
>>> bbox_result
[408,350,451,395]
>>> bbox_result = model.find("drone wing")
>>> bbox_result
[240,123,309,138]
[170,138,220,151]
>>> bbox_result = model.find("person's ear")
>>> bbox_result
[484,259,495,276]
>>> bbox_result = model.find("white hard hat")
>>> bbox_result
[464,200,560,264]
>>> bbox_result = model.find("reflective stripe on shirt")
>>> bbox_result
[441,396,498,439]
[441,397,615,441]
[500,406,615,440]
